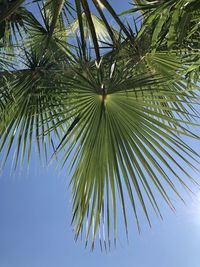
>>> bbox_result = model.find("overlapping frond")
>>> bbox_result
[128,0,200,55]
[0,0,200,250]
[66,12,117,47]
[0,48,70,167]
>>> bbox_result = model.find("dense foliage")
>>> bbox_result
[0,0,200,249]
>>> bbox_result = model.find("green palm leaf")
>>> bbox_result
[53,58,200,247]
[0,0,200,250]
[0,48,70,167]
[66,12,118,46]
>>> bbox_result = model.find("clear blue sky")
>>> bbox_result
[1,1,200,267]
[1,149,200,267]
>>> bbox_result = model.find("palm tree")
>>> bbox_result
[0,0,200,249]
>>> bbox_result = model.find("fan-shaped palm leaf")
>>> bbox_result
[0,47,71,167]
[0,0,200,251]
[52,56,200,248]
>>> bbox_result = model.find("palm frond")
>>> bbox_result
[53,57,200,248]
[134,0,200,50]
[66,12,118,47]
[0,0,200,250]
[0,48,70,167]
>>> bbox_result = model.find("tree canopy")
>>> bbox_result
[0,0,200,249]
